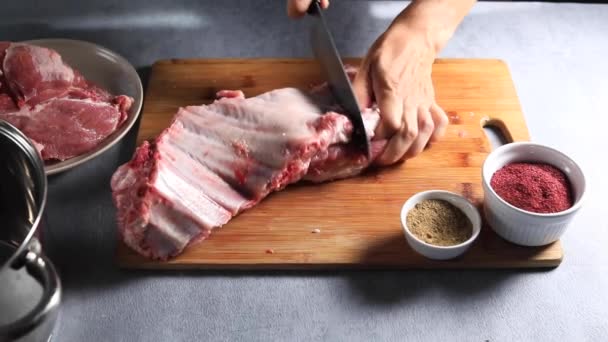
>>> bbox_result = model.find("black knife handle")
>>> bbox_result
[307,0,321,15]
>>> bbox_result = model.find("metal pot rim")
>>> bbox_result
[0,120,47,270]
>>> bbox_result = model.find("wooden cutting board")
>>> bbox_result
[116,58,562,269]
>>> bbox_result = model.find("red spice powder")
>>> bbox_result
[490,162,573,213]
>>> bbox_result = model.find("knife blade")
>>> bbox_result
[307,1,372,160]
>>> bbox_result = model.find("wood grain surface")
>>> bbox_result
[116,58,562,269]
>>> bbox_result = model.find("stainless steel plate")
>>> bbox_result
[21,38,144,175]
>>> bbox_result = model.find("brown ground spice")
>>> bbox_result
[406,199,473,246]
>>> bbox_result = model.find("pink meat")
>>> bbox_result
[3,43,75,107]
[112,87,386,260]
[14,98,125,160]
[0,42,16,114]
[0,88,17,115]
[0,41,133,161]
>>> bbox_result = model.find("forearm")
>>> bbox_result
[391,0,477,54]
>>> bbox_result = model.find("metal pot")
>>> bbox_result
[0,121,61,342]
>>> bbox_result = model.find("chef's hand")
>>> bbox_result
[354,0,476,165]
[352,24,447,165]
[287,0,476,165]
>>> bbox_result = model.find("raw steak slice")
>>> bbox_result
[112,87,385,260]
[13,98,128,160]
[0,42,16,114]
[0,42,133,161]
[0,94,17,114]
[0,87,17,115]
[3,43,75,107]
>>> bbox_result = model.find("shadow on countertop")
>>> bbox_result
[106,266,553,309]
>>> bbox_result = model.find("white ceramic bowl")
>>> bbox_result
[23,39,144,175]
[481,142,586,246]
[400,190,482,260]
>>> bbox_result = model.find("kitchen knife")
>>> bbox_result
[307,1,372,160]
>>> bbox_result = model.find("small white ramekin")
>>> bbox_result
[481,142,586,246]
[400,190,482,260]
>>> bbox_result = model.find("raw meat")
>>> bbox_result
[0,42,17,115]
[0,41,133,161]
[112,86,386,260]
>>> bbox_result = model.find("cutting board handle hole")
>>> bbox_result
[482,118,512,150]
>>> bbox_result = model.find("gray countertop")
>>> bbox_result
[2,1,608,341]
